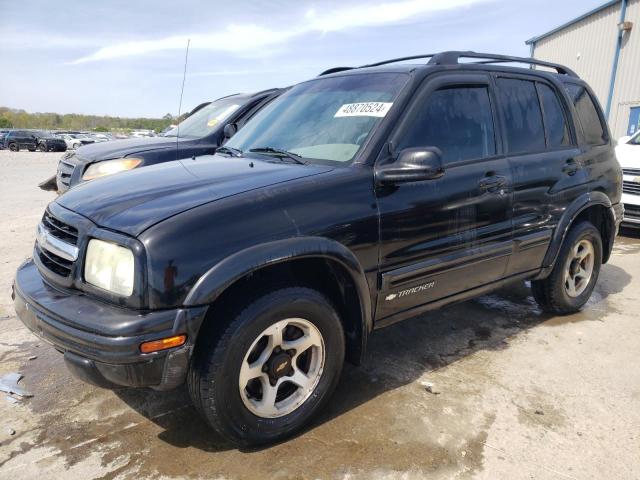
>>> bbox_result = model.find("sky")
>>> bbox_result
[0,0,607,118]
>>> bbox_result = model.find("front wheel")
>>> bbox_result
[188,287,345,446]
[532,221,602,314]
[38,143,47,152]
[8,143,18,152]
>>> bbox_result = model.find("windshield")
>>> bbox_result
[164,97,243,139]
[226,73,409,165]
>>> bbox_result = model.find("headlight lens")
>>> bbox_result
[82,157,143,181]
[84,239,135,296]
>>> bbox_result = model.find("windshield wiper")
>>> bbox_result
[216,146,244,157]
[249,147,306,165]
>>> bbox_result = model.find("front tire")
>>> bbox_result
[8,143,18,152]
[188,287,345,446]
[532,221,602,314]
[38,143,47,152]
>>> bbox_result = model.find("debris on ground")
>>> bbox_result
[28,356,37,361]
[7,428,15,436]
[421,381,441,395]
[534,409,544,415]
[0,372,33,398]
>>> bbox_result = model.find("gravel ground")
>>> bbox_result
[0,150,639,479]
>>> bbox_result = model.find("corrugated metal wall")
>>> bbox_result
[610,0,640,136]
[532,0,639,138]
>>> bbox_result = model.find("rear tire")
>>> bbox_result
[531,221,602,314]
[38,143,47,152]
[188,287,345,446]
[8,143,18,152]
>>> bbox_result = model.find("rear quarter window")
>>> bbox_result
[564,84,607,146]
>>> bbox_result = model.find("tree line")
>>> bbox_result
[0,107,178,133]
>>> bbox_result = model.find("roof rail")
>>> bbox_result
[318,67,355,76]
[318,51,578,78]
[427,51,578,77]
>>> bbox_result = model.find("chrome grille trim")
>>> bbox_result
[36,223,79,262]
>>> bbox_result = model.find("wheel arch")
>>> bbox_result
[540,191,615,277]
[184,237,373,365]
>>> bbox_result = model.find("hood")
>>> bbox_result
[74,136,195,163]
[615,143,639,168]
[56,155,332,236]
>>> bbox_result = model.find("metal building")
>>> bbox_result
[526,0,638,139]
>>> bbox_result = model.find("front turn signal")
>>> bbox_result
[140,334,187,353]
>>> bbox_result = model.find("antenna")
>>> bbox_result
[176,38,190,161]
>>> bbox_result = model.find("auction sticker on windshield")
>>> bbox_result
[334,102,393,118]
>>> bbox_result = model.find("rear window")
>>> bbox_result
[564,84,607,145]
[496,78,546,154]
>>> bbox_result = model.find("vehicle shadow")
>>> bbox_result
[116,262,632,453]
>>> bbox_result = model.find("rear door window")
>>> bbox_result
[496,78,546,154]
[564,83,607,145]
[537,83,571,148]
[397,86,496,163]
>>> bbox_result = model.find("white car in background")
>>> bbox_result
[58,134,83,150]
[616,131,640,227]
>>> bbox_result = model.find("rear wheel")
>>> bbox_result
[38,143,47,152]
[8,143,18,152]
[188,287,345,446]
[532,221,602,314]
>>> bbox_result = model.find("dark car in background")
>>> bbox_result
[3,130,39,151]
[35,131,67,152]
[45,88,283,192]
[0,130,10,149]
[2,129,66,152]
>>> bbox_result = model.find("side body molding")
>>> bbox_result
[539,191,615,278]
[184,237,373,361]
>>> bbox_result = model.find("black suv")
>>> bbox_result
[2,130,66,152]
[13,52,622,446]
[48,89,283,192]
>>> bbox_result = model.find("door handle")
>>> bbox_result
[562,159,578,176]
[479,175,506,193]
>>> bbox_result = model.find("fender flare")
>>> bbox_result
[184,236,373,360]
[540,191,614,275]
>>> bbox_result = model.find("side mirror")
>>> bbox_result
[223,123,238,140]
[376,147,444,185]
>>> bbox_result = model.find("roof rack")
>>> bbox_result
[318,67,355,76]
[427,51,578,77]
[319,51,578,78]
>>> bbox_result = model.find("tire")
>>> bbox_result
[531,221,602,314]
[38,143,47,152]
[8,143,18,152]
[188,287,345,446]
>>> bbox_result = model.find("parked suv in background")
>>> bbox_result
[0,129,10,149]
[13,52,622,446]
[4,130,39,151]
[35,131,67,152]
[616,130,640,226]
[45,89,283,192]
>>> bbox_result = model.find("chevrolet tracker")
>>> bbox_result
[13,52,623,446]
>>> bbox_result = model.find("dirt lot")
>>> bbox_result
[0,150,639,479]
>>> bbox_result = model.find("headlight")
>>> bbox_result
[84,239,135,296]
[82,157,143,181]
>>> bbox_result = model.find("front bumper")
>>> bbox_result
[13,259,207,390]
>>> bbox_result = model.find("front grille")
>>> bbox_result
[42,210,78,245]
[622,180,640,195]
[624,203,640,220]
[622,168,640,176]
[57,160,75,187]
[36,244,73,277]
